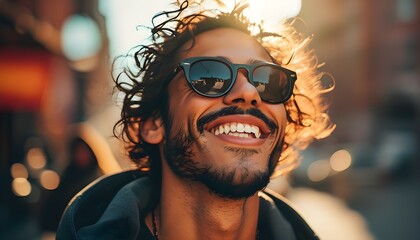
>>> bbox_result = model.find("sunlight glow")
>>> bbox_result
[100,0,302,58]
[99,0,172,58]
[245,0,302,29]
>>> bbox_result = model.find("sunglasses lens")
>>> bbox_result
[189,60,232,96]
[253,66,291,103]
[182,58,294,103]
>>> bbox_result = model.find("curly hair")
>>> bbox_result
[113,0,335,177]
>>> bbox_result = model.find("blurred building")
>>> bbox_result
[294,0,420,240]
[0,0,123,239]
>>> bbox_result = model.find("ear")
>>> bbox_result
[140,116,164,144]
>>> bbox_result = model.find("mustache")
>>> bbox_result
[197,106,278,133]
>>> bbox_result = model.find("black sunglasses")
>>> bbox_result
[166,56,297,104]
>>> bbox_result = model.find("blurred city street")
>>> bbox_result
[1,0,419,239]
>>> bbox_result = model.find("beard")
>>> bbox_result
[162,107,283,199]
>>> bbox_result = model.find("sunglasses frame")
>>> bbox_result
[165,56,297,104]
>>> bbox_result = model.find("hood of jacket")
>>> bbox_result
[57,170,319,240]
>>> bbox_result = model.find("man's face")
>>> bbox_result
[162,28,287,199]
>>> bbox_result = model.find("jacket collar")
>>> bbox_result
[57,170,319,240]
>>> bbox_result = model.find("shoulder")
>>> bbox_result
[56,170,153,240]
[259,189,320,240]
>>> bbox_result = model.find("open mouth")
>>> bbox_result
[209,122,265,139]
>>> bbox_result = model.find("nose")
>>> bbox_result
[223,69,262,106]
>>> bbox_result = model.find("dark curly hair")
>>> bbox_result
[113,0,335,177]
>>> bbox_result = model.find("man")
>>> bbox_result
[57,1,334,239]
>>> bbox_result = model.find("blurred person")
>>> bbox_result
[39,110,132,237]
[57,0,334,239]
[40,132,101,233]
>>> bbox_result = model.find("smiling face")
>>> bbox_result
[161,28,287,199]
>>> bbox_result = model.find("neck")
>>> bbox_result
[148,160,260,240]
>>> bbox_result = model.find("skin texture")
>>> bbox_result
[141,28,288,240]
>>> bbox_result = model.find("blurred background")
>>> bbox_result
[0,0,419,239]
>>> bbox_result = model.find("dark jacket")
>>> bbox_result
[57,170,319,240]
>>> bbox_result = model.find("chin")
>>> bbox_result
[198,166,271,199]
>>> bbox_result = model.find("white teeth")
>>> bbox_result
[237,123,244,132]
[244,124,252,132]
[230,123,237,132]
[210,122,261,139]
[224,124,230,133]
[251,126,261,139]
[251,126,258,133]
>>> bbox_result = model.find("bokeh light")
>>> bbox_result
[11,163,29,179]
[12,178,32,197]
[307,159,331,182]
[61,14,101,61]
[26,147,47,169]
[330,149,352,172]
[39,170,60,190]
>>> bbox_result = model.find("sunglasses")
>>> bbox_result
[165,56,297,103]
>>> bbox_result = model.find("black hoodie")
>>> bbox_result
[56,170,319,240]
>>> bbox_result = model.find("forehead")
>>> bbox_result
[180,28,271,62]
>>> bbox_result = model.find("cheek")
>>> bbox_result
[280,107,288,130]
[166,90,206,139]
[167,80,217,130]
[270,104,288,131]
[166,80,190,125]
